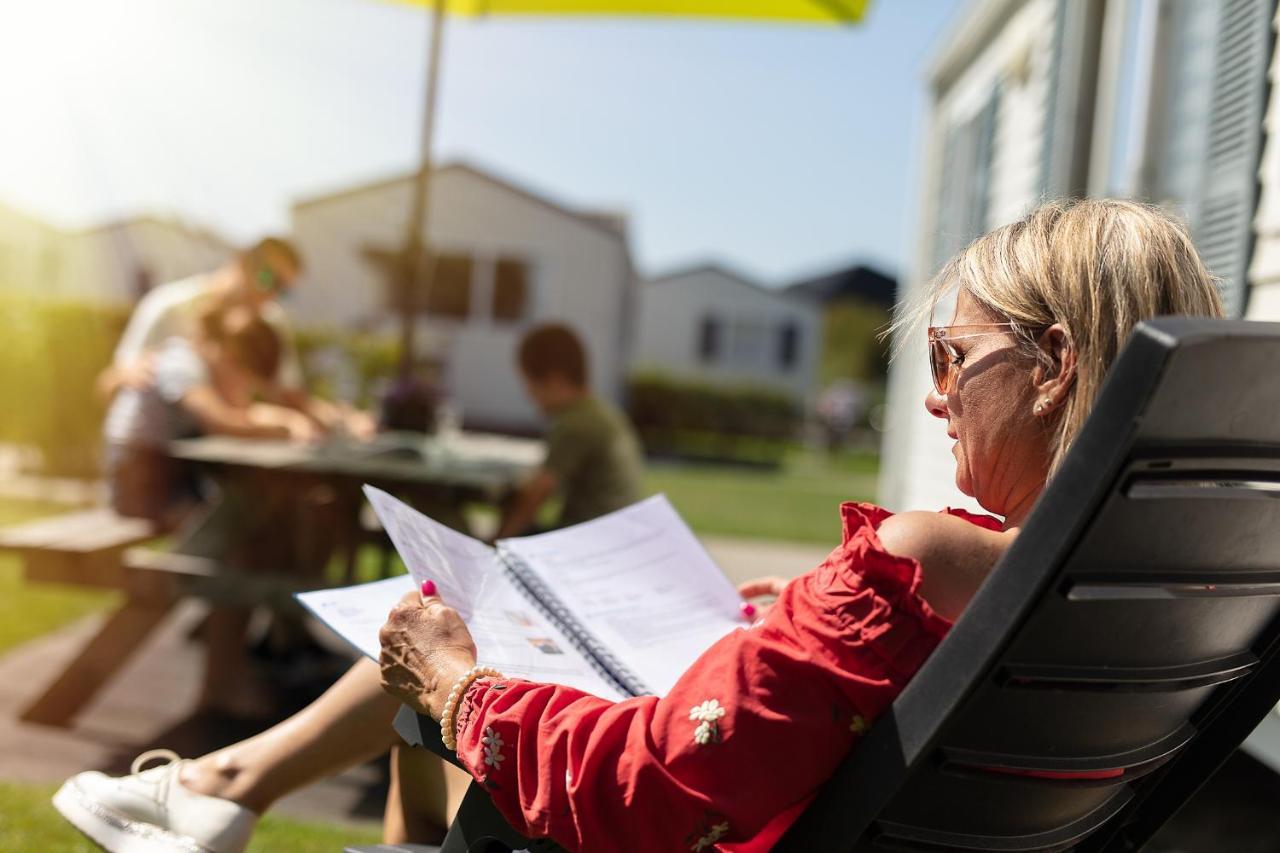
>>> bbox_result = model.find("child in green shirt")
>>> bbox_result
[494,324,645,538]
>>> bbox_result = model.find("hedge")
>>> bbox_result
[0,295,128,477]
[627,373,801,466]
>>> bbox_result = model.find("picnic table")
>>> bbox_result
[12,430,541,727]
[171,431,542,574]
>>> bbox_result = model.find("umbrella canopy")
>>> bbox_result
[390,0,868,24]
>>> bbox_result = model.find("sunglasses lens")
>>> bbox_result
[929,339,950,395]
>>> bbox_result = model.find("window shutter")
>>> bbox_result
[1199,0,1271,315]
[932,87,1001,272]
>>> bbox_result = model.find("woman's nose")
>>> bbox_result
[925,387,949,420]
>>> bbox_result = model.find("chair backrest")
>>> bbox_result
[776,318,1280,852]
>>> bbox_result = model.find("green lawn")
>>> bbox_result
[645,448,879,545]
[0,781,383,852]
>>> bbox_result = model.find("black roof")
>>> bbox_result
[787,264,897,308]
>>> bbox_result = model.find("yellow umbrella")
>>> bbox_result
[391,0,868,23]
[379,0,870,422]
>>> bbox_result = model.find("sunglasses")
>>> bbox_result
[927,323,1039,396]
[255,265,290,295]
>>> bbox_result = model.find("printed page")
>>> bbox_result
[356,487,626,700]
[297,574,417,660]
[501,495,747,696]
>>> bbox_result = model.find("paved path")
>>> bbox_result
[702,536,832,586]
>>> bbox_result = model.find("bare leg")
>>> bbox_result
[179,657,402,814]
[383,744,472,843]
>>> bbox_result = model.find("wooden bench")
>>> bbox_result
[0,509,167,727]
[0,509,157,590]
[2,508,332,728]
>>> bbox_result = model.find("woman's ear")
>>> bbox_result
[1031,324,1076,415]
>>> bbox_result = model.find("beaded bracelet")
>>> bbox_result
[440,665,504,751]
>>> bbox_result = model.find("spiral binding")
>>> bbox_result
[498,545,652,697]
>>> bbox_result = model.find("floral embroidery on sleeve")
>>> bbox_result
[482,727,506,769]
[689,699,726,745]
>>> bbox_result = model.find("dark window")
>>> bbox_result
[778,322,800,369]
[425,254,472,319]
[698,316,720,362]
[492,258,529,322]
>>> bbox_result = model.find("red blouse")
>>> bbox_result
[452,503,1001,852]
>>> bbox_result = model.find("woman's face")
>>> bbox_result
[924,291,1050,516]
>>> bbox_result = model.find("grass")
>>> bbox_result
[0,781,384,852]
[644,447,879,545]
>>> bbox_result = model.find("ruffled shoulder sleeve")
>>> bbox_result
[942,506,1005,531]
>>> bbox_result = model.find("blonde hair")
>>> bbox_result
[895,198,1225,473]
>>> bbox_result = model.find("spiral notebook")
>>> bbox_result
[296,487,748,701]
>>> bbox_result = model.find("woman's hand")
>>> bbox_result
[737,575,789,620]
[379,589,478,721]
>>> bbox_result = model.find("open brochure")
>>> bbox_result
[297,488,749,702]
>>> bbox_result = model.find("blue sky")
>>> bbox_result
[0,0,965,283]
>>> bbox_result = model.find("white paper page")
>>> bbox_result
[501,495,747,695]
[297,574,417,660]
[360,487,625,700]
[363,487,497,621]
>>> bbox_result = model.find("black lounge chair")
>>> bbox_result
[359,317,1280,852]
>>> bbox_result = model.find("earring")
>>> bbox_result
[1034,402,1044,415]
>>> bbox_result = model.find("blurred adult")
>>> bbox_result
[98,237,373,438]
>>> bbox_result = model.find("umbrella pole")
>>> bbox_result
[398,0,447,377]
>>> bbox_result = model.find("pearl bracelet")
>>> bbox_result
[440,665,504,751]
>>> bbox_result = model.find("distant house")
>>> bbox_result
[631,264,821,400]
[0,204,231,305]
[288,162,636,432]
[787,264,897,387]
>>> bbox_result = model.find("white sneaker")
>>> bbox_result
[52,749,258,853]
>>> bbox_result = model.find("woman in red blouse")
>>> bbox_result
[377,199,1227,852]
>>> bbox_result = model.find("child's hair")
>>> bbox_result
[518,324,588,386]
[200,304,282,382]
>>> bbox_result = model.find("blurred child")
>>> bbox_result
[103,303,317,530]
[494,323,645,538]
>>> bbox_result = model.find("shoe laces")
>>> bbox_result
[128,748,185,812]
[131,748,183,775]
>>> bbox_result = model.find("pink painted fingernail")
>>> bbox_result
[421,580,437,597]
[741,602,757,619]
